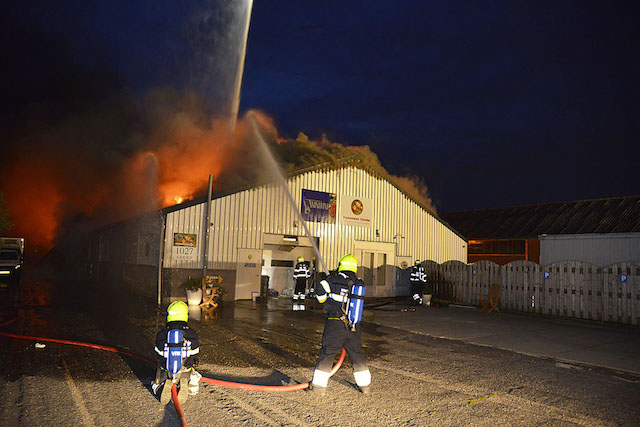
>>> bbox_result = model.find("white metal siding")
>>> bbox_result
[164,166,466,269]
[540,233,640,267]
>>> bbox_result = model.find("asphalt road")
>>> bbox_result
[1,279,638,426]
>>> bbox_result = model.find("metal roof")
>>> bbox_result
[440,196,640,239]
[159,155,463,239]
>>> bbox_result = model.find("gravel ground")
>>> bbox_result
[1,279,638,426]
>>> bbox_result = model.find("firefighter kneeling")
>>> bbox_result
[311,254,371,395]
[151,301,202,404]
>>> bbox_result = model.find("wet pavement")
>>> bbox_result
[369,301,640,374]
[1,279,639,426]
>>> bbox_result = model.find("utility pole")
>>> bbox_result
[202,175,213,284]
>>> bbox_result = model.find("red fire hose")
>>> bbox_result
[199,347,346,391]
[0,330,156,364]
[0,311,347,426]
[171,384,188,427]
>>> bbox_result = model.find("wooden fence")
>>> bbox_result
[422,260,640,325]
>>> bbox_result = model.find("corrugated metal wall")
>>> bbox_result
[540,233,640,267]
[164,166,466,270]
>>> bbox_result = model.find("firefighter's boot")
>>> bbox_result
[178,375,189,403]
[160,379,173,404]
[309,384,327,396]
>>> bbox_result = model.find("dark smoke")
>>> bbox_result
[1,2,435,262]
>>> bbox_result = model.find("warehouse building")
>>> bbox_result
[440,195,640,267]
[96,158,467,302]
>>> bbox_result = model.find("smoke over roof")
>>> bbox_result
[1,3,434,258]
[2,89,435,258]
[0,88,432,258]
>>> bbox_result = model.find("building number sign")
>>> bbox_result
[173,233,198,261]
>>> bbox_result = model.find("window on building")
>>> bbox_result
[271,260,294,267]
[468,239,525,255]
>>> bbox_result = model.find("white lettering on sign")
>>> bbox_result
[305,199,332,212]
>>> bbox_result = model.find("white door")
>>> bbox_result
[354,241,395,296]
[236,249,262,300]
[361,251,389,288]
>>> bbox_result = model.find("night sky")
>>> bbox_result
[3,0,639,214]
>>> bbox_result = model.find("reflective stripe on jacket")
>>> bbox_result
[316,271,362,318]
[155,321,200,367]
[409,265,427,283]
[154,345,200,358]
[293,262,310,279]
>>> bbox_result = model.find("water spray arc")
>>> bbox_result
[248,113,329,275]
[228,0,254,144]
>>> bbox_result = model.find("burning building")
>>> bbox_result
[95,155,466,302]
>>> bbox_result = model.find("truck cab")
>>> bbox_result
[0,237,24,287]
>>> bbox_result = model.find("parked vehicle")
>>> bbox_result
[0,237,24,287]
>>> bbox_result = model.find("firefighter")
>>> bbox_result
[151,301,201,404]
[409,259,427,305]
[293,256,310,301]
[311,254,371,395]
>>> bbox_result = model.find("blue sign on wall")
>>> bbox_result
[301,189,337,224]
[621,274,628,283]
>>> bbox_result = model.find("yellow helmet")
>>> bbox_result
[415,259,421,265]
[338,254,358,273]
[167,301,189,322]
[297,257,304,263]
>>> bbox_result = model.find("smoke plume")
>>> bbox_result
[1,89,435,258]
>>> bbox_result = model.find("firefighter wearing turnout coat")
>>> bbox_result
[293,257,310,300]
[409,260,427,305]
[152,301,202,404]
[311,254,371,395]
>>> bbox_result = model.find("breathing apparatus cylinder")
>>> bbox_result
[343,281,365,331]
[165,329,186,375]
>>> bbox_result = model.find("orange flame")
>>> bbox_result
[1,94,434,260]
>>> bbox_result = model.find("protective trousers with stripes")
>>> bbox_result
[409,280,425,298]
[316,319,368,374]
[294,278,307,296]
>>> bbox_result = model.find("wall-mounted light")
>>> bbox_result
[283,235,298,242]
[393,234,404,240]
[293,221,299,228]
[376,229,380,238]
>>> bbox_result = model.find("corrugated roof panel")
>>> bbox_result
[441,196,640,238]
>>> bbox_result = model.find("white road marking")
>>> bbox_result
[62,358,96,427]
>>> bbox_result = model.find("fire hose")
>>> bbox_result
[0,311,346,426]
[171,384,188,427]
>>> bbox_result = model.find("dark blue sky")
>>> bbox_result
[4,1,639,212]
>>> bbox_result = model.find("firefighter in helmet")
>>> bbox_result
[409,259,427,305]
[152,301,201,404]
[293,256,310,301]
[311,254,371,395]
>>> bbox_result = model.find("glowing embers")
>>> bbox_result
[175,196,184,204]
